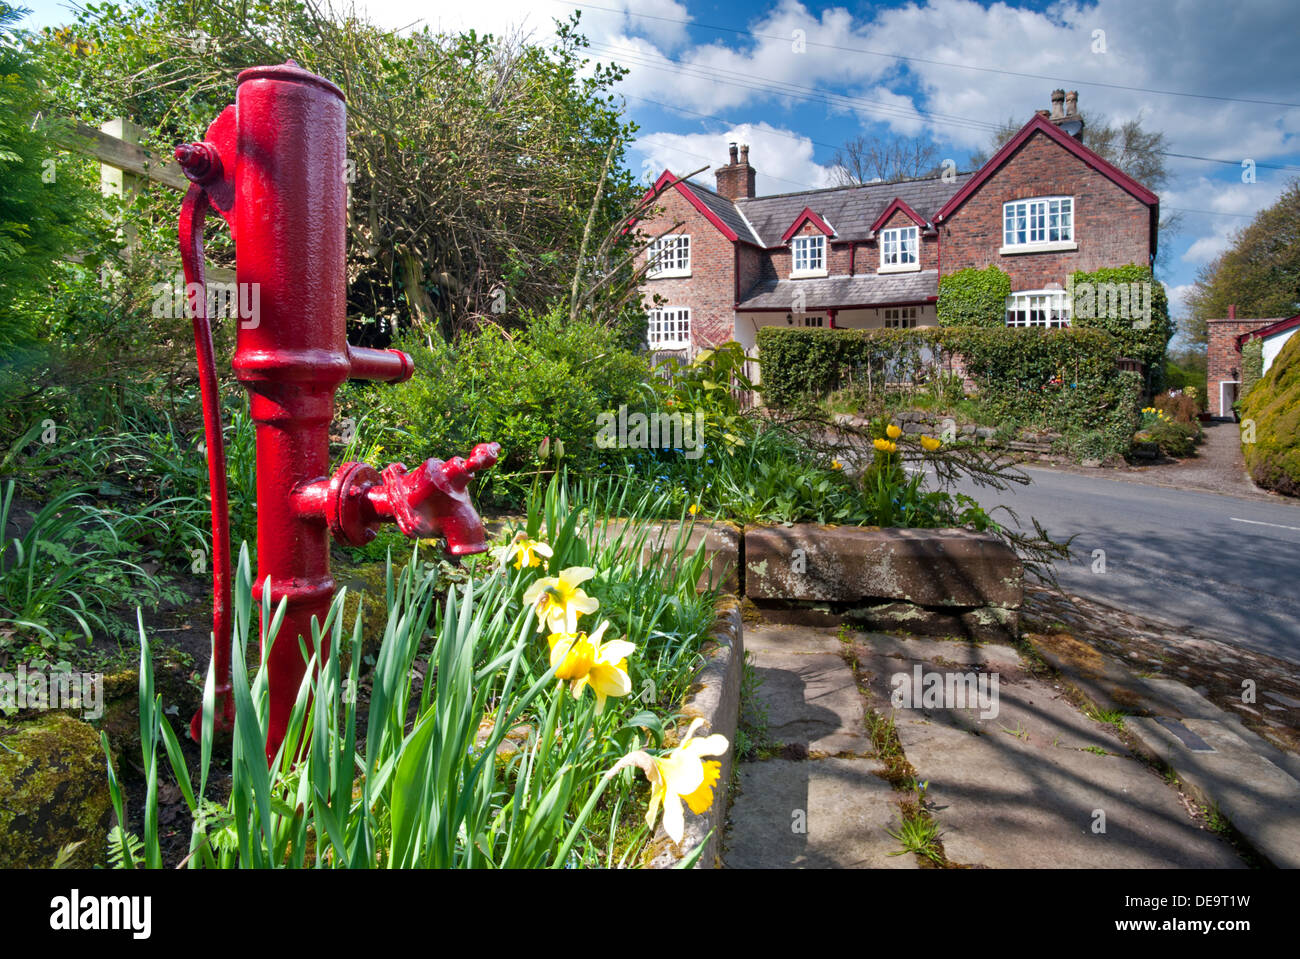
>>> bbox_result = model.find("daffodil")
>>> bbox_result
[873,437,897,453]
[688,503,700,516]
[920,435,941,452]
[830,459,842,470]
[491,533,553,571]
[886,423,902,440]
[522,566,600,633]
[548,621,635,713]
[611,718,730,845]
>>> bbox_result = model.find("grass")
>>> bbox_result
[733,651,777,764]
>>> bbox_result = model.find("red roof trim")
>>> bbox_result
[1235,313,1300,350]
[780,207,836,244]
[870,197,927,233]
[935,114,1160,222]
[632,170,740,243]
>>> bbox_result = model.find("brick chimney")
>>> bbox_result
[715,142,756,200]
[1046,89,1084,140]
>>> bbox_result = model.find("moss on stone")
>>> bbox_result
[1241,331,1300,497]
[0,713,112,868]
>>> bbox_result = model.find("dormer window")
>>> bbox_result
[879,226,919,272]
[1002,197,1075,253]
[791,235,826,277]
[647,234,690,278]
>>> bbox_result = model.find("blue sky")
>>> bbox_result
[15,0,1300,338]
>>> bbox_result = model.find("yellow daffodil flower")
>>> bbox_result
[491,533,553,571]
[873,438,897,453]
[611,717,730,845]
[831,459,842,471]
[522,566,600,633]
[920,435,941,452]
[886,423,902,440]
[548,621,635,713]
[688,503,700,516]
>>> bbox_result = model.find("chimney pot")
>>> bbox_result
[1051,89,1065,119]
[739,144,750,165]
[1065,90,1078,116]
[1229,304,1236,320]
[728,142,738,164]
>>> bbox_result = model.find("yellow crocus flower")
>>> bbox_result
[611,717,730,845]
[920,435,941,452]
[886,423,902,439]
[548,621,635,713]
[522,566,600,634]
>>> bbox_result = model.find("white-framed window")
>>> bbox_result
[648,307,691,348]
[879,226,919,271]
[647,234,690,278]
[1002,197,1074,251]
[791,235,826,276]
[1005,290,1072,328]
[883,306,918,328]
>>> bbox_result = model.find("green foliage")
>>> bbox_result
[0,3,104,353]
[107,476,721,868]
[0,480,183,661]
[1241,337,1264,398]
[937,265,1011,328]
[35,1,645,336]
[1068,265,1172,379]
[756,326,1141,458]
[1185,178,1300,346]
[344,307,646,503]
[1241,330,1300,497]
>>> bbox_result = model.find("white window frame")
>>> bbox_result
[883,306,918,329]
[878,226,920,273]
[1005,290,1072,328]
[1001,196,1076,254]
[647,234,691,278]
[647,307,691,349]
[790,235,827,277]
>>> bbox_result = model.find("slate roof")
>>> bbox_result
[685,173,974,248]
[737,270,940,310]
[684,180,762,244]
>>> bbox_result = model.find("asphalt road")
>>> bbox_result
[938,465,1300,664]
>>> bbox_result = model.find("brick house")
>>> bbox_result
[1207,307,1300,417]
[636,91,1160,375]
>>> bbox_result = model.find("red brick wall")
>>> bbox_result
[737,243,764,300]
[1207,318,1264,416]
[638,186,737,348]
[939,130,1152,290]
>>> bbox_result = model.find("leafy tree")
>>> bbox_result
[1183,178,1300,345]
[34,2,645,340]
[0,2,101,355]
[831,133,943,185]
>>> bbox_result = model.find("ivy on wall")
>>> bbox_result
[937,265,1011,328]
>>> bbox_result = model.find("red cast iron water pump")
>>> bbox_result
[176,61,499,758]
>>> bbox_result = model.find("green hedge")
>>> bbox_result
[1067,264,1172,374]
[1241,331,1300,497]
[937,265,1011,327]
[756,325,1141,445]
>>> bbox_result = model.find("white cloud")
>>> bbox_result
[635,123,838,194]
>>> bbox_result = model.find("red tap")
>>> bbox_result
[176,62,497,759]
